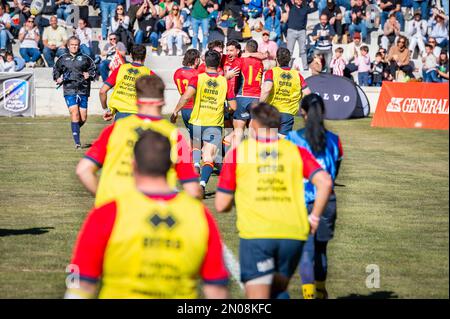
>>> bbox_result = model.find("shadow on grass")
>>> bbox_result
[336,291,399,299]
[0,227,54,237]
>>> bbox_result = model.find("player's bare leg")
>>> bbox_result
[199,141,218,196]
[244,274,273,299]
[232,119,246,145]
[79,108,88,127]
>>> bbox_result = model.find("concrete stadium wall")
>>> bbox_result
[31,54,381,116]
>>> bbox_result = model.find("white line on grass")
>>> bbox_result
[222,244,244,291]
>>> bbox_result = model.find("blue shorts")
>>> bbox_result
[65,95,88,109]
[181,108,193,134]
[279,112,295,135]
[190,125,223,149]
[307,198,337,242]
[239,238,304,283]
[234,97,258,121]
[114,112,134,121]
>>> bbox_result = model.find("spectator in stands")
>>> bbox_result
[347,0,368,42]
[110,4,132,50]
[56,0,73,22]
[329,46,347,76]
[73,0,90,22]
[311,13,335,71]
[75,18,93,57]
[0,4,12,50]
[386,35,415,80]
[428,9,449,49]
[42,16,68,67]
[242,0,263,30]
[191,0,213,52]
[100,0,120,40]
[371,52,385,86]
[322,0,344,43]
[438,0,449,16]
[437,51,449,82]
[309,52,324,74]
[259,29,278,69]
[427,37,442,57]
[285,0,317,71]
[412,0,428,21]
[0,50,16,72]
[263,0,282,46]
[377,47,392,81]
[354,45,370,85]
[134,0,160,53]
[344,32,367,75]
[99,33,126,80]
[380,0,404,31]
[18,15,40,67]
[160,3,187,56]
[381,12,400,51]
[128,0,144,32]
[421,43,440,82]
[407,10,427,56]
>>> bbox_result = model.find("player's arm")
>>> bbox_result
[201,208,230,298]
[241,51,268,60]
[64,202,117,299]
[215,148,237,213]
[299,147,332,234]
[171,85,196,123]
[175,131,202,199]
[300,74,311,96]
[260,70,273,102]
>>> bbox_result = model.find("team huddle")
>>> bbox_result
[60,40,344,299]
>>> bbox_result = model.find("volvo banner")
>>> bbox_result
[306,74,370,120]
[0,72,35,117]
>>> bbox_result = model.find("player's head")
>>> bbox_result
[300,93,326,154]
[226,40,241,59]
[131,44,147,63]
[276,47,291,67]
[205,50,221,69]
[245,40,258,53]
[207,40,224,54]
[135,74,165,110]
[133,130,172,179]
[182,49,201,68]
[67,36,80,55]
[250,102,281,132]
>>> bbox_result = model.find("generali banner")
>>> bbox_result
[371,82,449,130]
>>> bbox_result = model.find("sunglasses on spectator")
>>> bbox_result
[398,40,405,44]
[110,37,117,40]
[117,7,124,11]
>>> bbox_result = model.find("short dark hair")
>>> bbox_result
[208,40,224,51]
[335,47,344,53]
[131,44,147,62]
[182,49,201,67]
[360,45,369,53]
[375,52,382,58]
[136,74,165,100]
[205,50,221,68]
[245,39,258,53]
[250,102,281,129]
[276,47,291,67]
[226,40,241,51]
[425,44,433,50]
[134,130,172,177]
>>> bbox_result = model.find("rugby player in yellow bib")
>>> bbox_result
[76,75,201,208]
[66,130,229,299]
[171,50,233,195]
[260,47,311,136]
[99,44,153,121]
[215,102,332,299]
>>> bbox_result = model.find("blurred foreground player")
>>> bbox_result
[77,74,201,208]
[215,103,332,299]
[66,130,229,299]
[286,94,343,299]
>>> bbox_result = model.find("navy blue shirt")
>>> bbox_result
[286,1,317,31]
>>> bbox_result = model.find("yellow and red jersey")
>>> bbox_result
[237,57,264,98]
[263,66,309,115]
[173,67,198,109]
[105,62,154,114]
[217,137,323,241]
[85,114,198,208]
[187,72,231,127]
[70,190,229,299]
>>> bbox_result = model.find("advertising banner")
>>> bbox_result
[0,72,35,117]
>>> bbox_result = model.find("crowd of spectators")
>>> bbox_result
[0,0,448,84]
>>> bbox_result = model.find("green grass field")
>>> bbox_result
[0,115,448,299]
